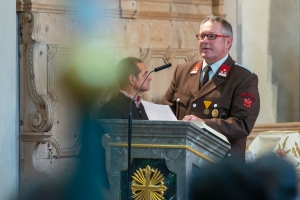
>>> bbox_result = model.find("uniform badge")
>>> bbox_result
[190,62,201,74]
[239,92,256,108]
[218,64,231,78]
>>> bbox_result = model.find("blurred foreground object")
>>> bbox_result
[190,154,297,200]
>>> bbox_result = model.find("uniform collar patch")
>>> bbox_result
[218,64,231,78]
[239,92,256,108]
[190,62,202,74]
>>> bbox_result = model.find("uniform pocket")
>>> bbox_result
[173,90,191,106]
[172,90,193,119]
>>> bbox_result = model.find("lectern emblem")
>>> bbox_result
[131,165,167,200]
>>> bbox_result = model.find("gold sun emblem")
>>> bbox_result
[131,165,167,200]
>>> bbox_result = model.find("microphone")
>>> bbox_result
[127,63,172,200]
[154,63,172,72]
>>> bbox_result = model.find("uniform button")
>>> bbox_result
[193,103,196,107]
[214,104,217,108]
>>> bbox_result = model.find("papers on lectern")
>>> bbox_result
[141,100,177,121]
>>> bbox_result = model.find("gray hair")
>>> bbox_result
[201,16,233,38]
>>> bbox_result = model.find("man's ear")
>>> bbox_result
[128,74,135,85]
[225,37,232,48]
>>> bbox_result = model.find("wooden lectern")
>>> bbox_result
[99,119,230,200]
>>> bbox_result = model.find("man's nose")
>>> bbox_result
[202,36,209,42]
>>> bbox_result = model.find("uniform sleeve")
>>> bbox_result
[160,65,180,115]
[205,73,260,141]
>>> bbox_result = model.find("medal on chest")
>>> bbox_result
[203,101,212,115]
[211,103,219,118]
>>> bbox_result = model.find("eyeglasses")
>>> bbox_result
[196,34,230,40]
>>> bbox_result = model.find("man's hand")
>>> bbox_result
[182,115,205,123]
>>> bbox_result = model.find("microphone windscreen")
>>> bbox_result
[154,63,172,72]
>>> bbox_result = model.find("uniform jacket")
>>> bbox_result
[99,92,148,120]
[162,55,260,159]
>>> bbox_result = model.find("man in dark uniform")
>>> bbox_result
[162,16,260,160]
[99,57,152,119]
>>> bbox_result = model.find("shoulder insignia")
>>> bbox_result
[235,62,253,74]
[217,64,231,78]
[239,92,256,108]
[190,62,202,74]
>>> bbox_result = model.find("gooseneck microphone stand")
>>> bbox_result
[127,63,172,200]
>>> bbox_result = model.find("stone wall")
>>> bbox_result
[237,0,300,123]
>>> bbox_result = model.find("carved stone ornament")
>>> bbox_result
[140,47,199,64]
[16,0,225,21]
[22,11,54,132]
[120,0,225,21]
